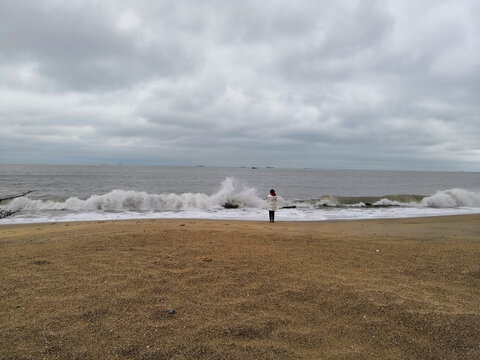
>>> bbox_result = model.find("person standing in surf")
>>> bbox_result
[267,189,277,223]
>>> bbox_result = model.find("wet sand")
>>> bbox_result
[1,215,479,359]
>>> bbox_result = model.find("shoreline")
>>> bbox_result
[2,214,479,359]
[2,211,479,228]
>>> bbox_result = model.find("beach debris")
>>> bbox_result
[0,190,35,203]
[31,260,50,265]
[223,202,239,209]
[376,249,380,253]
[179,224,185,226]
[167,309,176,315]
[120,247,134,252]
[0,209,18,219]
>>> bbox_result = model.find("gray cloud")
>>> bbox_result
[0,0,202,90]
[0,0,479,170]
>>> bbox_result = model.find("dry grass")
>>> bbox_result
[1,215,479,359]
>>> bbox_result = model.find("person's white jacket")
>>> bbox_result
[266,194,277,211]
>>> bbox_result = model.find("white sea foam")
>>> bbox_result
[1,181,480,225]
[321,189,480,208]
[5,177,265,212]
[421,188,480,208]
[373,199,408,207]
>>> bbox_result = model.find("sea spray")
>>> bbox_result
[1,173,480,224]
[209,177,265,208]
[308,191,480,208]
[421,189,480,208]
[4,177,266,212]
[4,185,480,213]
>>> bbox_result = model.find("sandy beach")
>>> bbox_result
[1,215,479,359]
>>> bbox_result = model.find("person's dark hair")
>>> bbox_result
[270,189,275,194]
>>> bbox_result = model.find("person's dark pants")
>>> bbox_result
[269,211,275,223]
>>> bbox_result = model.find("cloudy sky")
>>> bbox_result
[0,0,479,171]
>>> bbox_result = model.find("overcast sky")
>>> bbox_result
[0,0,479,171]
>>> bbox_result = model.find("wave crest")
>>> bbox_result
[2,183,480,214]
[421,188,480,208]
[4,177,265,212]
[308,189,480,208]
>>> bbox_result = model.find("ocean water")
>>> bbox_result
[1,164,479,224]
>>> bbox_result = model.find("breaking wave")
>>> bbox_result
[309,188,480,208]
[421,188,480,208]
[4,177,265,212]
[2,180,480,216]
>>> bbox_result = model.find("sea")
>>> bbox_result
[1,164,480,224]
